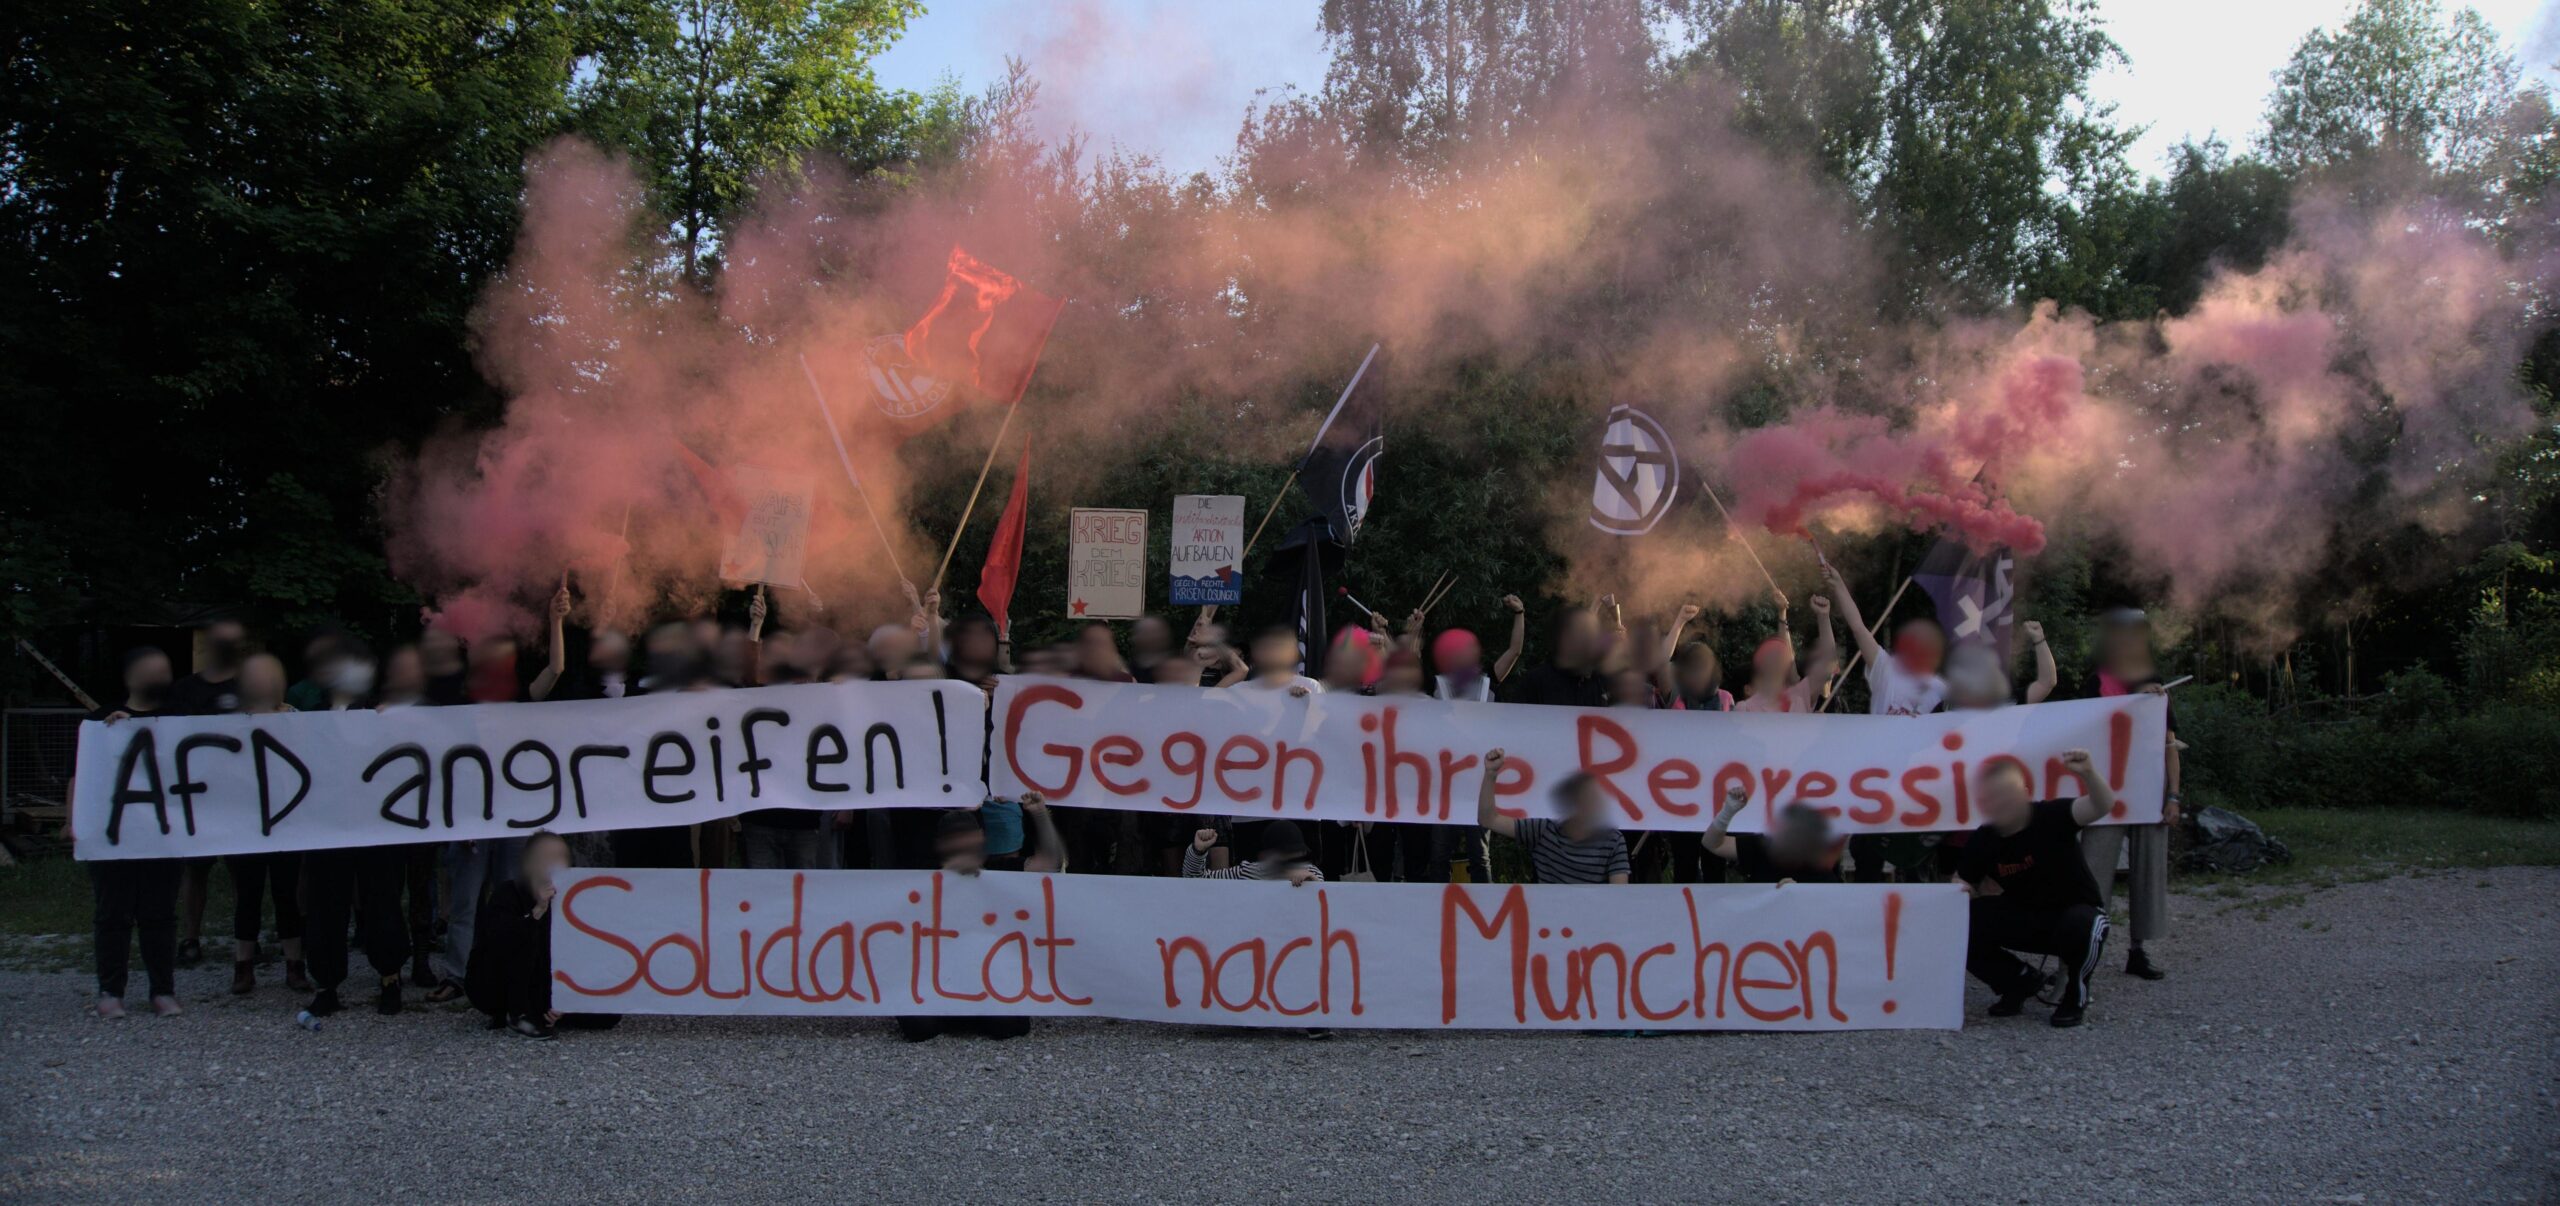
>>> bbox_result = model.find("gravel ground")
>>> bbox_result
[2,867,2553,1205]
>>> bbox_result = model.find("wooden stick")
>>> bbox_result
[1817,573,1915,713]
[1197,469,1304,629]
[931,393,1024,596]
[1417,570,1456,617]
[797,352,912,587]
[1699,478,1787,609]
[14,639,99,711]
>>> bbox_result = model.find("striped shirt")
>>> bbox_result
[1514,817,1631,884]
[1181,847,1326,882]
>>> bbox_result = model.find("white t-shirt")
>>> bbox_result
[1865,657,1946,717]
[1434,673,1494,703]
[1237,674,1324,694]
[1732,677,1820,713]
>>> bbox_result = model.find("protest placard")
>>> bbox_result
[69,681,979,859]
[716,467,815,587]
[550,869,1965,1030]
[1067,507,1147,619]
[1168,494,1244,606]
[990,678,2167,835]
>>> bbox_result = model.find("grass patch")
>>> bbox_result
[0,856,237,945]
[2185,807,2560,886]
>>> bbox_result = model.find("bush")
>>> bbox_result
[2178,680,2560,820]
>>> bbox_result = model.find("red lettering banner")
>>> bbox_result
[550,869,1966,1030]
[992,678,2168,834]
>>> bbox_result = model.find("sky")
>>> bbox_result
[873,0,2560,177]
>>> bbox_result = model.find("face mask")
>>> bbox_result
[328,661,376,697]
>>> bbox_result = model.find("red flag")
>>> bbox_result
[976,442,1032,634]
[904,247,1063,405]
[671,439,744,529]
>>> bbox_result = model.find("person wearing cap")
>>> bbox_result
[2079,606,2180,981]
[1182,820,1324,885]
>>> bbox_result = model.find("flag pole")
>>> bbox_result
[1817,574,1914,713]
[930,394,1023,596]
[798,353,912,589]
[1197,345,1379,628]
[1698,478,1788,610]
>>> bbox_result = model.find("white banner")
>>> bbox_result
[550,869,1964,1030]
[993,678,2166,834]
[71,681,980,859]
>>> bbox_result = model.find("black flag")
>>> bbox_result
[1298,344,1385,546]
[1268,517,1340,676]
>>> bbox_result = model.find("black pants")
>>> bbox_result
[1848,834,1888,883]
[303,846,412,992]
[225,852,303,946]
[1966,897,2110,1009]
[91,859,180,998]
[897,1015,1030,1041]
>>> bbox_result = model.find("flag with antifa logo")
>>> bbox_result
[1297,344,1385,546]
[1915,538,2023,662]
[1588,405,1682,537]
[903,247,1064,405]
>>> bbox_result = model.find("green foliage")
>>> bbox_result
[2261,0,2531,182]
[2178,680,2560,821]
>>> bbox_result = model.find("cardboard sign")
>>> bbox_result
[989,678,2168,835]
[1068,507,1147,619]
[69,682,980,859]
[551,869,1965,1030]
[1168,494,1244,606]
[718,467,814,587]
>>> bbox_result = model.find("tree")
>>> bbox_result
[2260,0,2532,184]
[572,0,926,282]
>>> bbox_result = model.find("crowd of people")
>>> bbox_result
[74,564,2183,1036]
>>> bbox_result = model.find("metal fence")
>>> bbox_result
[3,707,85,829]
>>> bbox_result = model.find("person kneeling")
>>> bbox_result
[465,831,621,1040]
[1955,752,2114,1029]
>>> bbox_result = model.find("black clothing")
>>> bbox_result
[1730,834,1842,885]
[163,673,242,717]
[464,877,621,1030]
[90,859,180,998]
[1966,897,2109,1011]
[226,852,302,944]
[1501,663,1607,708]
[1957,801,2104,912]
[303,846,411,992]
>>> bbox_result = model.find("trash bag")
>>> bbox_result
[2179,806,2293,874]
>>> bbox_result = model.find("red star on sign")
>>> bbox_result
[1071,598,1088,616]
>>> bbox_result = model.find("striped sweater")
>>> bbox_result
[1181,846,1326,882]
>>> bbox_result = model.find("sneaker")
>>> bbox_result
[229,961,255,996]
[150,995,183,1017]
[2049,1002,2087,1028]
[177,938,202,966]
[284,960,313,993]
[95,995,127,1020]
[1301,1027,1332,1041]
[509,1015,556,1041]
[1987,970,2038,1017]
[2124,947,2165,980]
[376,976,403,1016]
[304,988,342,1018]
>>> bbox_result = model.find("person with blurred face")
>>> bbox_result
[1319,626,1375,694]
[1956,753,2115,1028]
[1821,562,1943,717]
[867,624,919,680]
[1668,641,1731,712]
[1074,622,1133,683]
[1702,787,1843,885]
[418,626,468,705]
[2081,607,2178,980]
[371,644,445,989]
[1606,666,1656,709]
[1477,752,1629,885]
[82,647,184,1018]
[465,831,618,1039]
[377,645,428,706]
[1503,605,1608,707]
[1377,649,1428,697]
[468,634,522,703]
[1217,625,1321,694]
[443,633,532,991]
[944,614,1002,688]
[298,637,414,1017]
[222,655,309,996]
[1127,614,1176,682]
[165,617,249,717]
[1732,594,1837,713]
[827,635,874,683]
[894,812,1034,1043]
